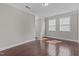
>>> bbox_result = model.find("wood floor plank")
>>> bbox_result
[0,38,78,56]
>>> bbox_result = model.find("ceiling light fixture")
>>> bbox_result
[42,3,49,6]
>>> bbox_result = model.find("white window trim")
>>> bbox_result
[59,16,71,32]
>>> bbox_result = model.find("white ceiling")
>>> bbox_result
[8,3,79,17]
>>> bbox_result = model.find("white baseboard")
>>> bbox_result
[0,39,35,51]
[46,36,78,43]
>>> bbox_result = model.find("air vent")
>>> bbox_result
[25,6,31,9]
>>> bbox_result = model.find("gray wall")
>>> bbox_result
[45,11,78,42]
[78,10,79,43]
[0,4,35,49]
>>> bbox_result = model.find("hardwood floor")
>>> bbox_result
[0,38,79,56]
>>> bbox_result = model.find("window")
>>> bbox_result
[49,19,56,31]
[59,16,71,31]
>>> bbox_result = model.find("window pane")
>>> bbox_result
[49,19,56,25]
[60,16,70,25]
[49,26,56,31]
[60,26,70,31]
[48,19,56,31]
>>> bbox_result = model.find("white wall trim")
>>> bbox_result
[0,39,35,51]
[46,36,78,43]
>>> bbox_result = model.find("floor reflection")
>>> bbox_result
[40,40,78,56]
[58,46,71,56]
